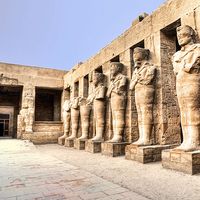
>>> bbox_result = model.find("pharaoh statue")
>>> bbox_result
[86,71,107,141]
[130,47,156,146]
[58,100,71,145]
[107,62,127,143]
[172,25,200,151]
[67,97,81,140]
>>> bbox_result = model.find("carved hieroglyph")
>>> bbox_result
[67,97,80,139]
[107,62,127,143]
[130,47,156,146]
[87,71,107,141]
[172,25,200,151]
[58,100,71,144]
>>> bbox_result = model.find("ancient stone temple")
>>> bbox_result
[1,0,200,175]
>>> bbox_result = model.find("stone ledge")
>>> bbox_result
[162,149,200,175]
[30,132,63,144]
[85,140,102,153]
[74,139,87,150]
[64,138,75,147]
[101,142,130,157]
[125,144,176,164]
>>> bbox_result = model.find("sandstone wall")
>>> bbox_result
[64,0,200,144]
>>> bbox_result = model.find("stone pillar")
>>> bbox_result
[120,49,138,143]
[18,84,35,140]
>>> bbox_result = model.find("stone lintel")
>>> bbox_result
[64,138,75,147]
[125,144,176,164]
[85,139,102,153]
[162,149,200,175]
[101,142,130,157]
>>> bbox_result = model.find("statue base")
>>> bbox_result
[85,140,102,153]
[74,139,87,150]
[125,144,175,164]
[162,149,200,175]
[64,138,75,147]
[58,137,66,145]
[101,142,130,157]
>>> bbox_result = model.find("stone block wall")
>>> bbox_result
[63,0,200,145]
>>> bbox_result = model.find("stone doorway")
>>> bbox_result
[0,114,9,137]
[0,86,23,138]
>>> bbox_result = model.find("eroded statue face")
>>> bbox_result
[93,74,99,86]
[177,28,193,47]
[133,50,144,62]
[110,64,119,80]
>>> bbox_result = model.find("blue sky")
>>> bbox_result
[0,0,165,70]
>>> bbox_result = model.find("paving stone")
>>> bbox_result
[0,139,147,200]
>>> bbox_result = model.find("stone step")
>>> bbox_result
[30,131,63,145]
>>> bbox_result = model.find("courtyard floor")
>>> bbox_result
[0,139,200,200]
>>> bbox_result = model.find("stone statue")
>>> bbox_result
[78,97,92,140]
[107,62,127,143]
[58,100,71,145]
[18,87,34,135]
[130,47,156,146]
[87,71,107,141]
[172,25,200,151]
[67,97,80,139]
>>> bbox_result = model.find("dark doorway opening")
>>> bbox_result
[0,123,4,136]
[35,88,62,121]
[0,86,22,138]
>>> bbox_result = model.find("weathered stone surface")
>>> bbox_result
[31,132,63,145]
[74,138,87,150]
[162,149,200,175]
[171,25,200,152]
[85,139,102,153]
[101,142,130,157]
[64,138,74,147]
[1,0,200,176]
[106,62,128,143]
[125,144,176,164]
[130,47,156,146]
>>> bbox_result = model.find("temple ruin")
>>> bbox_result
[1,0,200,175]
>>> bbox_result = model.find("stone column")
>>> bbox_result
[18,84,35,140]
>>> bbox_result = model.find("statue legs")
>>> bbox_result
[134,86,154,146]
[68,108,79,139]
[176,83,200,151]
[134,104,153,145]
[109,95,126,143]
[58,112,70,144]
[79,105,91,140]
[91,100,105,141]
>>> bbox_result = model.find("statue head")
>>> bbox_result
[133,47,150,62]
[63,100,71,112]
[93,71,104,86]
[176,25,195,47]
[110,62,123,80]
